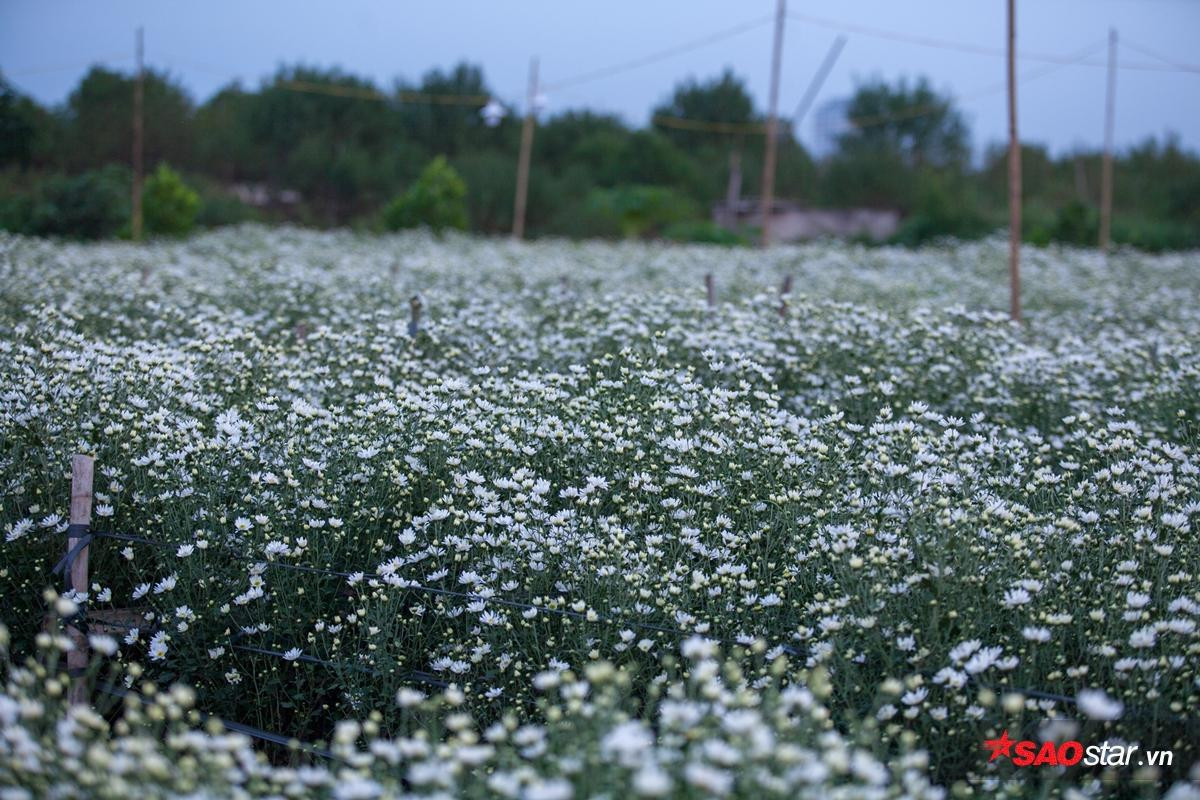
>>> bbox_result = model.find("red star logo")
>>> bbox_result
[983,729,1015,761]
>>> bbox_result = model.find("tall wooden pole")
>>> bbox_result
[1099,28,1117,251]
[512,57,539,240]
[1006,0,1021,322]
[758,0,786,248]
[131,27,145,242]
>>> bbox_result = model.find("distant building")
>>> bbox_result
[714,198,900,243]
[231,183,301,208]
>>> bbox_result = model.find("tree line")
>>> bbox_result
[1,62,1197,248]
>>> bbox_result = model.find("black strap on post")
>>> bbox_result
[53,525,94,585]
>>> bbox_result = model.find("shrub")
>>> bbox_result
[587,185,699,239]
[189,176,256,228]
[1021,205,1055,247]
[143,164,200,237]
[661,219,746,246]
[891,173,991,246]
[1050,200,1098,246]
[382,156,468,234]
[449,151,514,233]
[7,166,130,239]
[0,191,34,234]
[543,196,621,239]
[1112,215,1200,252]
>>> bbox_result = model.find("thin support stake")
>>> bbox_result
[778,274,793,317]
[408,295,422,337]
[67,454,94,705]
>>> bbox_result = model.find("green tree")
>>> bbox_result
[838,77,969,170]
[192,84,267,184]
[143,163,200,236]
[398,63,495,156]
[0,77,59,169]
[248,66,402,223]
[653,69,756,149]
[891,171,991,246]
[588,185,699,239]
[450,151,514,233]
[62,66,193,172]
[652,70,759,206]
[382,156,468,234]
[536,112,628,181]
[17,166,130,239]
[822,77,972,222]
[614,131,709,199]
[820,147,914,209]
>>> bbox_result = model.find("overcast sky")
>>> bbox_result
[2,0,1197,157]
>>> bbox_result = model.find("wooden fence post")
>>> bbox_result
[705,274,716,309]
[66,454,94,705]
[408,296,423,337]
[778,274,793,317]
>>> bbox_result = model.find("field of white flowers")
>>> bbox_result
[1,227,1199,798]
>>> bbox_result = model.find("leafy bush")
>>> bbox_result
[194,191,256,228]
[543,195,622,239]
[0,192,33,234]
[1112,215,1200,252]
[1026,204,1200,252]
[0,166,130,239]
[587,184,699,238]
[449,151,514,233]
[661,219,746,246]
[1021,204,1055,247]
[142,164,201,237]
[184,175,256,229]
[891,173,991,246]
[382,156,468,234]
[1050,200,1099,246]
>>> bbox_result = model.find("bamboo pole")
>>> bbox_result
[512,58,539,240]
[758,0,787,248]
[1006,0,1022,322]
[132,27,145,242]
[66,454,94,705]
[1099,28,1118,251]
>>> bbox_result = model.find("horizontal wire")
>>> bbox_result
[650,40,1106,136]
[1120,37,1200,73]
[230,640,450,690]
[652,115,765,135]
[843,40,1108,131]
[46,527,173,548]
[542,14,775,92]
[97,685,337,760]
[277,79,490,106]
[787,11,1200,74]
[56,528,1192,727]
[82,615,151,633]
[258,558,790,653]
